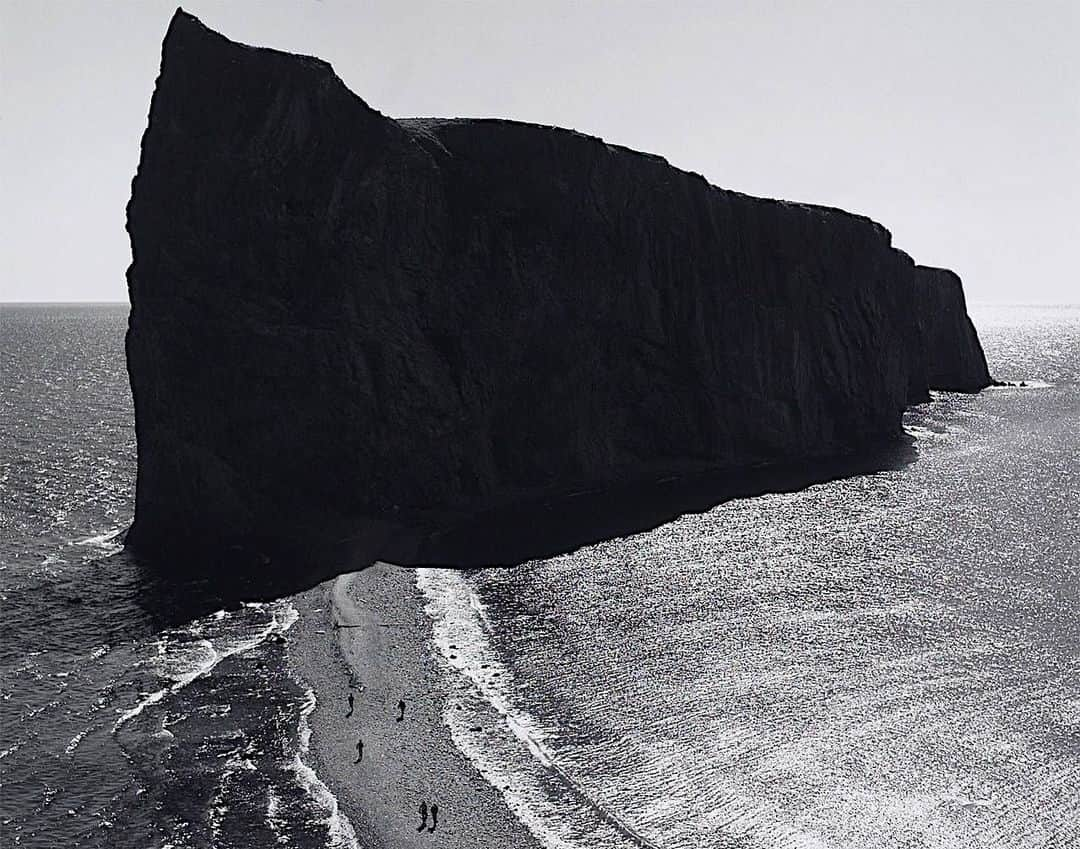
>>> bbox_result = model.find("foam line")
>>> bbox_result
[416,568,663,849]
[113,602,298,732]
[288,686,362,849]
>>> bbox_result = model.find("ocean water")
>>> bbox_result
[417,304,1080,849]
[2,303,1077,849]
[1,305,350,849]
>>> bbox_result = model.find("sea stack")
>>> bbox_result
[124,10,992,566]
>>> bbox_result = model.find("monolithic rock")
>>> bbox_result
[912,265,992,392]
[124,10,991,566]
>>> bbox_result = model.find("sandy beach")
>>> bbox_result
[287,563,541,848]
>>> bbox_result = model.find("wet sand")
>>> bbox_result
[287,563,540,848]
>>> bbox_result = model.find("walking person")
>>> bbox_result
[346,691,354,717]
[416,800,428,832]
[396,699,406,722]
[428,803,439,833]
[354,737,363,763]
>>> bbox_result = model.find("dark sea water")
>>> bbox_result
[2,303,1077,849]
[1,305,347,848]
[417,304,1080,849]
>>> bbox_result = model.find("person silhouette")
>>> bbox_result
[346,692,354,717]
[397,699,406,722]
[354,738,363,763]
[417,800,428,832]
[428,803,439,833]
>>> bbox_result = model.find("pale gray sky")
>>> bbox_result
[2,0,1077,303]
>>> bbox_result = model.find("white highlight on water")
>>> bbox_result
[415,567,662,849]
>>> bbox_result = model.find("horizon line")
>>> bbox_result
[5,300,1080,309]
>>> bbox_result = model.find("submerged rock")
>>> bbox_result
[124,10,991,568]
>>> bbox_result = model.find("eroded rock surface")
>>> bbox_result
[125,11,991,566]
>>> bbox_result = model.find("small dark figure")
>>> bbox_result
[428,803,439,833]
[417,800,428,832]
[397,699,406,722]
[346,692,354,717]
[354,738,363,763]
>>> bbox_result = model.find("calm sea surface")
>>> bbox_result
[419,304,1079,849]
[2,302,1077,848]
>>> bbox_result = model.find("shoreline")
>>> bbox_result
[286,563,542,848]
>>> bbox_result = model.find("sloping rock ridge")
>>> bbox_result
[124,10,992,567]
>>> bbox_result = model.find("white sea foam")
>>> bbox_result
[207,748,258,843]
[73,526,125,555]
[113,643,216,730]
[442,710,580,849]
[75,527,124,546]
[415,568,662,849]
[113,601,299,732]
[265,787,289,844]
[903,424,950,442]
[25,698,60,720]
[288,686,361,849]
[64,729,89,756]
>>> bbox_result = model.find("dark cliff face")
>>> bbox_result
[125,10,991,567]
[911,266,992,392]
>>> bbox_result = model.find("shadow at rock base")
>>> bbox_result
[124,439,917,626]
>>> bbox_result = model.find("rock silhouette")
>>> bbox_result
[124,10,992,571]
